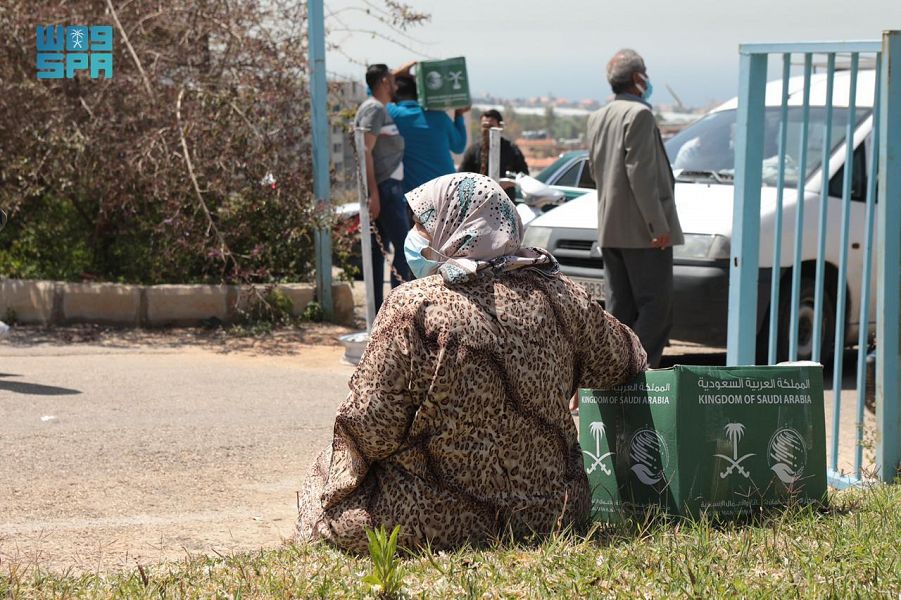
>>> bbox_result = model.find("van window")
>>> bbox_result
[828,143,868,202]
[665,107,869,188]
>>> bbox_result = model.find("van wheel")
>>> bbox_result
[775,275,836,364]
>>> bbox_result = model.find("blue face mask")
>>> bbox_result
[404,229,440,279]
[639,74,654,102]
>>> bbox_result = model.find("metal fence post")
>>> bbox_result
[488,127,502,181]
[308,0,333,319]
[354,128,377,331]
[877,30,901,482]
[727,51,768,365]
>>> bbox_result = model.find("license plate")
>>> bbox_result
[572,277,604,301]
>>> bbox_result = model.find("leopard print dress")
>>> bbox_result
[296,269,646,553]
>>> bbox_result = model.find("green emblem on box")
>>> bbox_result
[579,365,827,522]
[415,57,470,110]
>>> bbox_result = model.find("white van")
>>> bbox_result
[522,70,877,360]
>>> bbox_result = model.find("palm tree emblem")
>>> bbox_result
[448,71,464,90]
[725,423,745,460]
[582,421,613,475]
[590,421,606,451]
[70,28,86,49]
[715,422,755,479]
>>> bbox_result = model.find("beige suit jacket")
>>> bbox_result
[587,96,683,248]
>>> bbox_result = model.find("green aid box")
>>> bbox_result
[415,57,470,110]
[579,365,827,522]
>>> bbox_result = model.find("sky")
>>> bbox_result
[323,0,901,107]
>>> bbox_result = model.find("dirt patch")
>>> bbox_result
[4,322,356,353]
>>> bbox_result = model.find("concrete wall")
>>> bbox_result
[0,279,354,327]
[61,282,142,325]
[0,279,56,324]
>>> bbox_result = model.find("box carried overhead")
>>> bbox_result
[579,364,827,522]
[415,57,470,110]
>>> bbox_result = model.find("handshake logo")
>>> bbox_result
[36,25,114,80]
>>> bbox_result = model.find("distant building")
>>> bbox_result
[516,137,558,173]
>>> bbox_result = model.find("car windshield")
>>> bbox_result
[664,107,868,187]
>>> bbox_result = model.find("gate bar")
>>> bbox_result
[812,55,836,363]
[741,41,882,55]
[787,54,813,361]
[830,53,860,473]
[767,54,793,365]
[855,56,882,479]
[726,53,768,365]
[876,30,901,482]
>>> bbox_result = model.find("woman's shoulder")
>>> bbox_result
[378,277,455,314]
[374,277,486,342]
[499,269,592,302]
[553,272,593,301]
[383,271,592,314]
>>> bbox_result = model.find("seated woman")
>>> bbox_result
[296,173,646,553]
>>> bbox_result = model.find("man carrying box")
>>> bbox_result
[388,67,469,192]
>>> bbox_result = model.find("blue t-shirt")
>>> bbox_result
[388,100,467,192]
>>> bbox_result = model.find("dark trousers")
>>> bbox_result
[602,246,674,368]
[372,178,412,313]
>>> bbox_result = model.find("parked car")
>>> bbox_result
[528,150,594,201]
[522,70,877,361]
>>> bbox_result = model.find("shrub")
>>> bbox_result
[0,0,320,284]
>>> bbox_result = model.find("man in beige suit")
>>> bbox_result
[587,49,683,367]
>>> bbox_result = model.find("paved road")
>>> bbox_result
[0,326,355,571]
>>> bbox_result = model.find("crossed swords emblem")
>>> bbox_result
[582,422,614,475]
[714,422,755,479]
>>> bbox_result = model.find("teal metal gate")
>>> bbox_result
[727,32,901,487]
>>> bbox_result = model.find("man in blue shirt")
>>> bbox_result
[388,74,469,192]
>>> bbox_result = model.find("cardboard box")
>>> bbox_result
[415,57,470,110]
[579,365,827,522]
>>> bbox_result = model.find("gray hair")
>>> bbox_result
[607,49,645,93]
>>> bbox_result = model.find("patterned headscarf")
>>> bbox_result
[405,173,558,284]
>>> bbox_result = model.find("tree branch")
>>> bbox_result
[105,0,155,99]
[326,28,435,59]
[175,87,232,269]
[326,6,433,45]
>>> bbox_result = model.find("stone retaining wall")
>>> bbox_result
[0,279,354,327]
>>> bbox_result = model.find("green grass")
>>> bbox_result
[3,485,900,599]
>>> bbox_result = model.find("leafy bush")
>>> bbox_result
[238,288,295,326]
[0,0,322,284]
